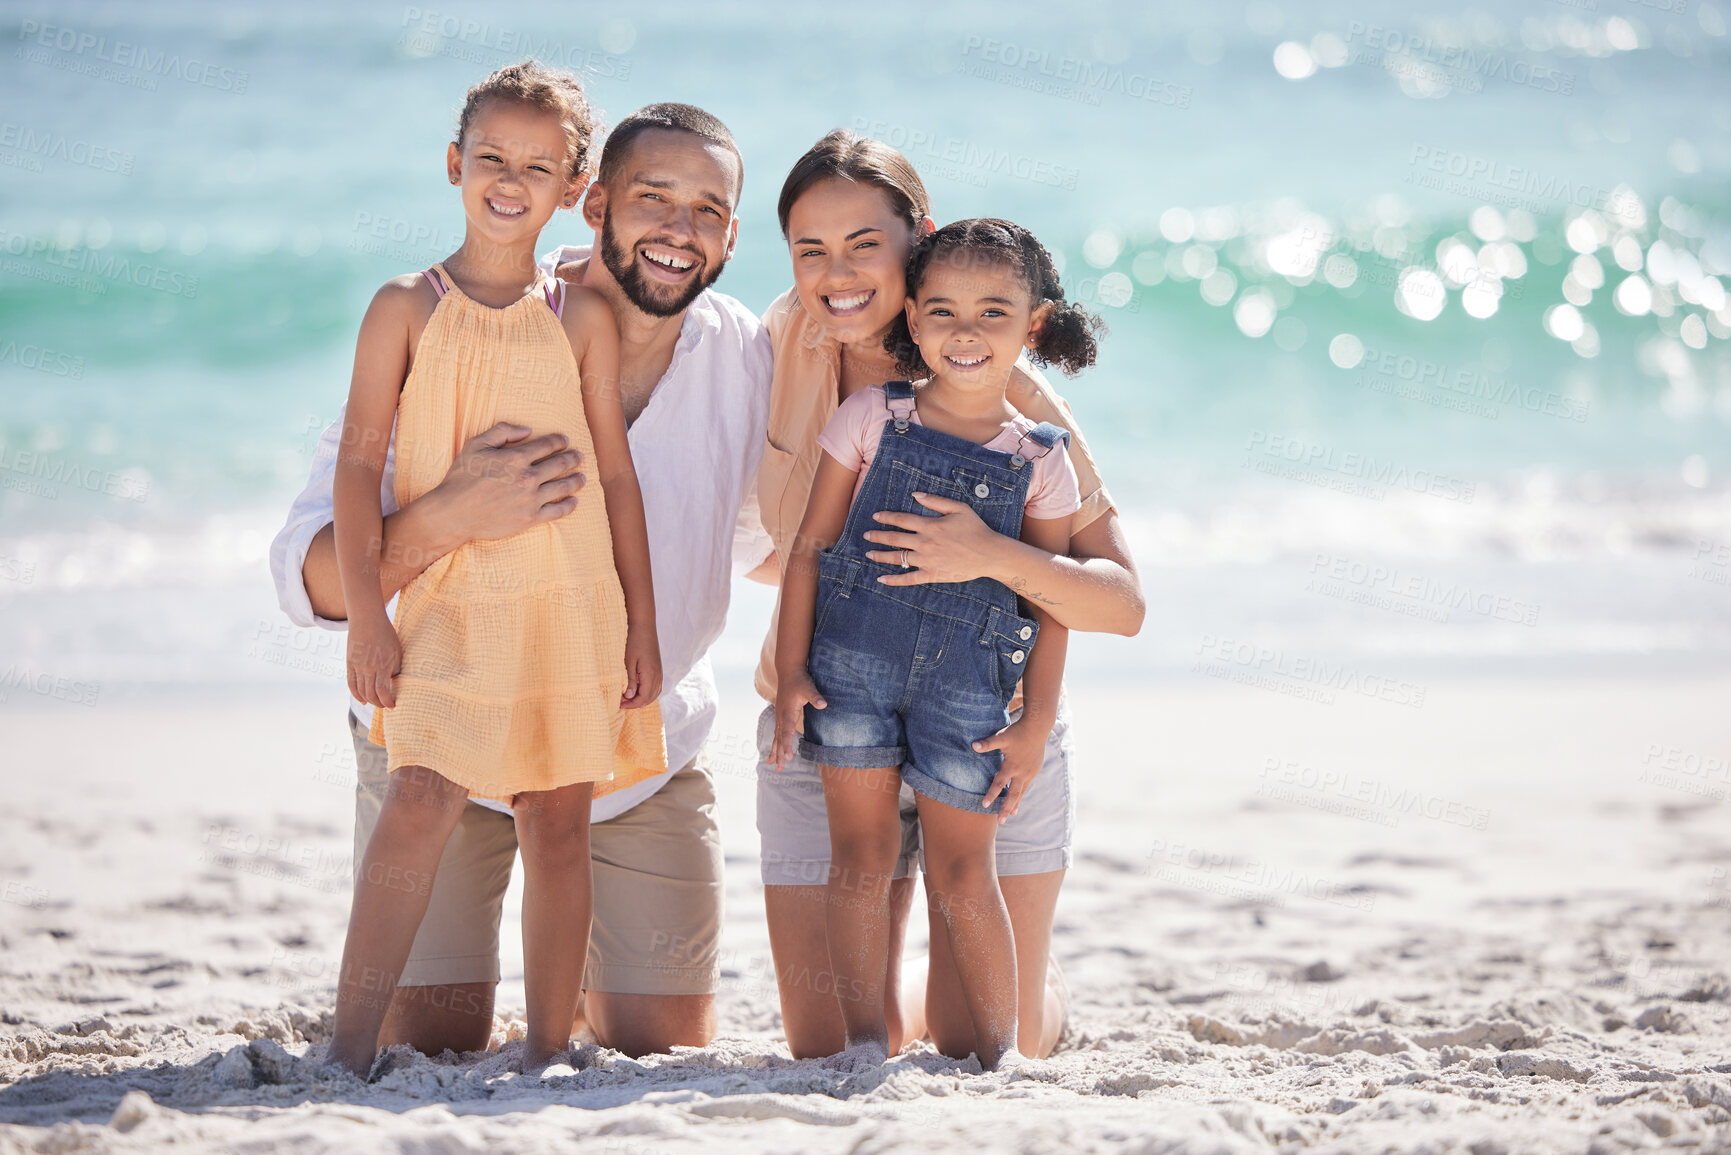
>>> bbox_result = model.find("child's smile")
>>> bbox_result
[906,254,1037,393]
[446,98,583,254]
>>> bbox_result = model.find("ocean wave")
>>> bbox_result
[1125,476,1731,565]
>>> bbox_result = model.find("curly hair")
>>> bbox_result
[455,60,601,182]
[883,218,1103,378]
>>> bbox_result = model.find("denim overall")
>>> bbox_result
[799,381,1070,813]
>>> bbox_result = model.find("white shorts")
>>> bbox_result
[754,698,1076,886]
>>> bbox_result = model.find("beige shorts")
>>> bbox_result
[349,712,722,995]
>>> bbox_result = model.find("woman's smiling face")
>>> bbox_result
[785,178,920,346]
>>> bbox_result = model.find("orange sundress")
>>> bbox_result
[369,262,665,801]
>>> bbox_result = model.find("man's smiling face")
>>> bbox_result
[589,128,741,317]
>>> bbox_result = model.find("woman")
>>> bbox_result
[748,129,1145,1060]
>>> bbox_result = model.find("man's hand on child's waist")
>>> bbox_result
[430,422,587,544]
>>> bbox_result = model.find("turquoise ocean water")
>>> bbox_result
[1,0,1729,688]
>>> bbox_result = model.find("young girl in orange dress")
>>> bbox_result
[326,61,664,1077]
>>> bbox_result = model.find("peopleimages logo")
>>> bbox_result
[1243,430,1477,504]
[1344,22,1575,95]
[0,228,198,299]
[16,19,250,93]
[1356,345,1587,423]
[848,118,1080,191]
[1193,634,1427,709]
[0,666,101,707]
[0,122,133,175]
[1639,742,1731,798]
[1408,146,1635,216]
[0,447,149,502]
[1306,554,1541,627]
[959,36,1192,109]
[0,340,85,379]
[399,8,631,79]
[1142,838,1376,912]
[1258,758,1491,830]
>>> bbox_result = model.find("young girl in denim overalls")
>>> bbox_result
[772,218,1102,1070]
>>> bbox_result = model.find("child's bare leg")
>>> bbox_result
[820,763,904,1054]
[914,795,1017,1070]
[513,781,595,1069]
[329,764,471,1076]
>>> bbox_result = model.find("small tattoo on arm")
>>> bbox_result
[1009,575,1059,605]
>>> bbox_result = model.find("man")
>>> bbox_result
[269,104,774,1060]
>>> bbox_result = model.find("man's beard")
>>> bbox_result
[600,208,727,318]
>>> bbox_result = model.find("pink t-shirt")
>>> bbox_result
[817,385,1082,522]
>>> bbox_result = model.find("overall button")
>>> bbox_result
[974,482,990,498]
[1018,625,1033,640]
[1010,650,1025,664]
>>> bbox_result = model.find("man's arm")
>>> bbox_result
[302,500,462,621]
[734,477,779,585]
[294,422,589,622]
[270,408,369,630]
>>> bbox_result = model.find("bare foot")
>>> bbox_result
[821,1039,889,1072]
[322,1042,374,1080]
[991,1048,1041,1075]
[1042,954,1072,1055]
[368,1046,418,1082]
[520,1046,569,1077]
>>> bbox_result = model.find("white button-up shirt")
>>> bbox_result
[268,245,774,822]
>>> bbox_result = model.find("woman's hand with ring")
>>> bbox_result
[865,492,1007,586]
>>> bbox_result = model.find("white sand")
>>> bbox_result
[3,673,1731,1153]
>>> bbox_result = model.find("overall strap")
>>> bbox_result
[421,265,449,298]
[1007,421,1070,469]
[883,380,917,432]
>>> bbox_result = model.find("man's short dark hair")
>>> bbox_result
[596,103,743,200]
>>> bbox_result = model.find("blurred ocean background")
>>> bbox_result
[1,0,1729,699]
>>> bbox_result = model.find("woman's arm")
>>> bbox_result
[979,513,1070,818]
[1011,514,1071,734]
[743,552,781,586]
[333,279,417,707]
[864,357,1144,635]
[567,286,662,707]
[770,453,857,766]
[862,499,1144,636]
